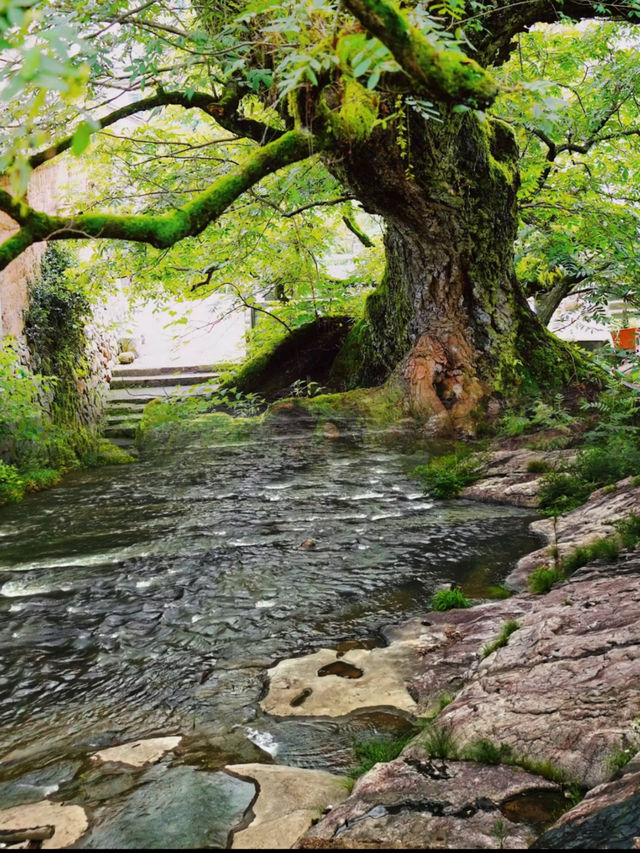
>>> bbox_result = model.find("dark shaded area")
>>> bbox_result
[232,315,355,400]
[533,792,640,849]
[317,661,363,679]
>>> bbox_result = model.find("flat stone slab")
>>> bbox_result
[300,745,561,849]
[226,763,349,849]
[533,751,640,849]
[507,476,640,590]
[462,449,574,509]
[90,736,182,767]
[261,646,418,718]
[0,800,88,849]
[440,559,640,787]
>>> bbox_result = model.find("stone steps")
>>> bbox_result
[103,365,220,448]
[110,372,219,389]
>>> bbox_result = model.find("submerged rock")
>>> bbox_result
[299,745,562,849]
[90,736,182,768]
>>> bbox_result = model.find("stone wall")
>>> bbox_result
[0,161,66,338]
[1,162,117,431]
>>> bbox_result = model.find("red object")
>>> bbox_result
[611,327,639,350]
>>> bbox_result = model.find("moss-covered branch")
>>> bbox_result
[342,0,498,107]
[29,85,284,169]
[0,129,318,272]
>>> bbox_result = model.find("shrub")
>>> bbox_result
[412,450,482,499]
[538,472,592,516]
[0,461,25,505]
[481,620,520,659]
[528,566,565,595]
[430,588,472,611]
[613,514,640,550]
[84,439,135,467]
[483,585,512,600]
[526,458,550,474]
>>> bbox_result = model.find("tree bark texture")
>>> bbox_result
[329,109,571,433]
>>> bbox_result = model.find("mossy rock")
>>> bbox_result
[137,410,264,453]
[229,315,355,400]
[88,439,136,466]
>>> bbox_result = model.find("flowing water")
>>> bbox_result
[0,429,542,845]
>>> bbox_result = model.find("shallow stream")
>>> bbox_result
[0,430,541,846]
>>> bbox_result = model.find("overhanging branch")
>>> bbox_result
[342,0,498,107]
[0,129,319,273]
[29,85,283,169]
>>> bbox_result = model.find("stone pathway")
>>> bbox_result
[102,364,220,448]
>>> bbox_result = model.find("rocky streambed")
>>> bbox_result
[2,441,640,849]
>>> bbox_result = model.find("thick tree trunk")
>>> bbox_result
[329,109,571,434]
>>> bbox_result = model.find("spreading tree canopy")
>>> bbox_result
[2,0,640,433]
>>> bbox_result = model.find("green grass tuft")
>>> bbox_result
[430,588,472,611]
[412,450,482,499]
[528,566,565,595]
[481,620,520,659]
[421,723,458,759]
[526,458,550,474]
[463,739,514,765]
[349,734,414,778]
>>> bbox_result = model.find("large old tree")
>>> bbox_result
[2,0,640,432]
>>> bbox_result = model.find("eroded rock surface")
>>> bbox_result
[261,646,418,717]
[299,745,561,849]
[440,559,640,787]
[0,800,88,849]
[507,477,640,590]
[225,763,348,849]
[90,736,182,768]
[461,449,573,508]
[534,751,640,849]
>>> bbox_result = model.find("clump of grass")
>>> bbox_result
[412,450,482,499]
[613,514,640,550]
[349,734,414,778]
[462,738,569,784]
[528,566,565,595]
[481,620,520,659]
[463,739,514,765]
[421,723,458,759]
[562,537,620,573]
[22,467,62,492]
[526,458,550,474]
[608,745,636,774]
[430,588,472,611]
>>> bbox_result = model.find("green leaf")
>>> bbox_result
[71,121,93,156]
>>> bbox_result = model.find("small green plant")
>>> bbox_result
[490,817,509,849]
[349,734,413,778]
[412,450,482,499]
[526,458,549,474]
[538,472,592,516]
[608,746,635,774]
[421,723,458,759]
[463,739,513,765]
[613,514,640,550]
[290,378,326,398]
[562,537,620,573]
[0,461,25,504]
[528,566,565,594]
[481,620,520,659]
[430,588,472,611]
[21,468,61,491]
